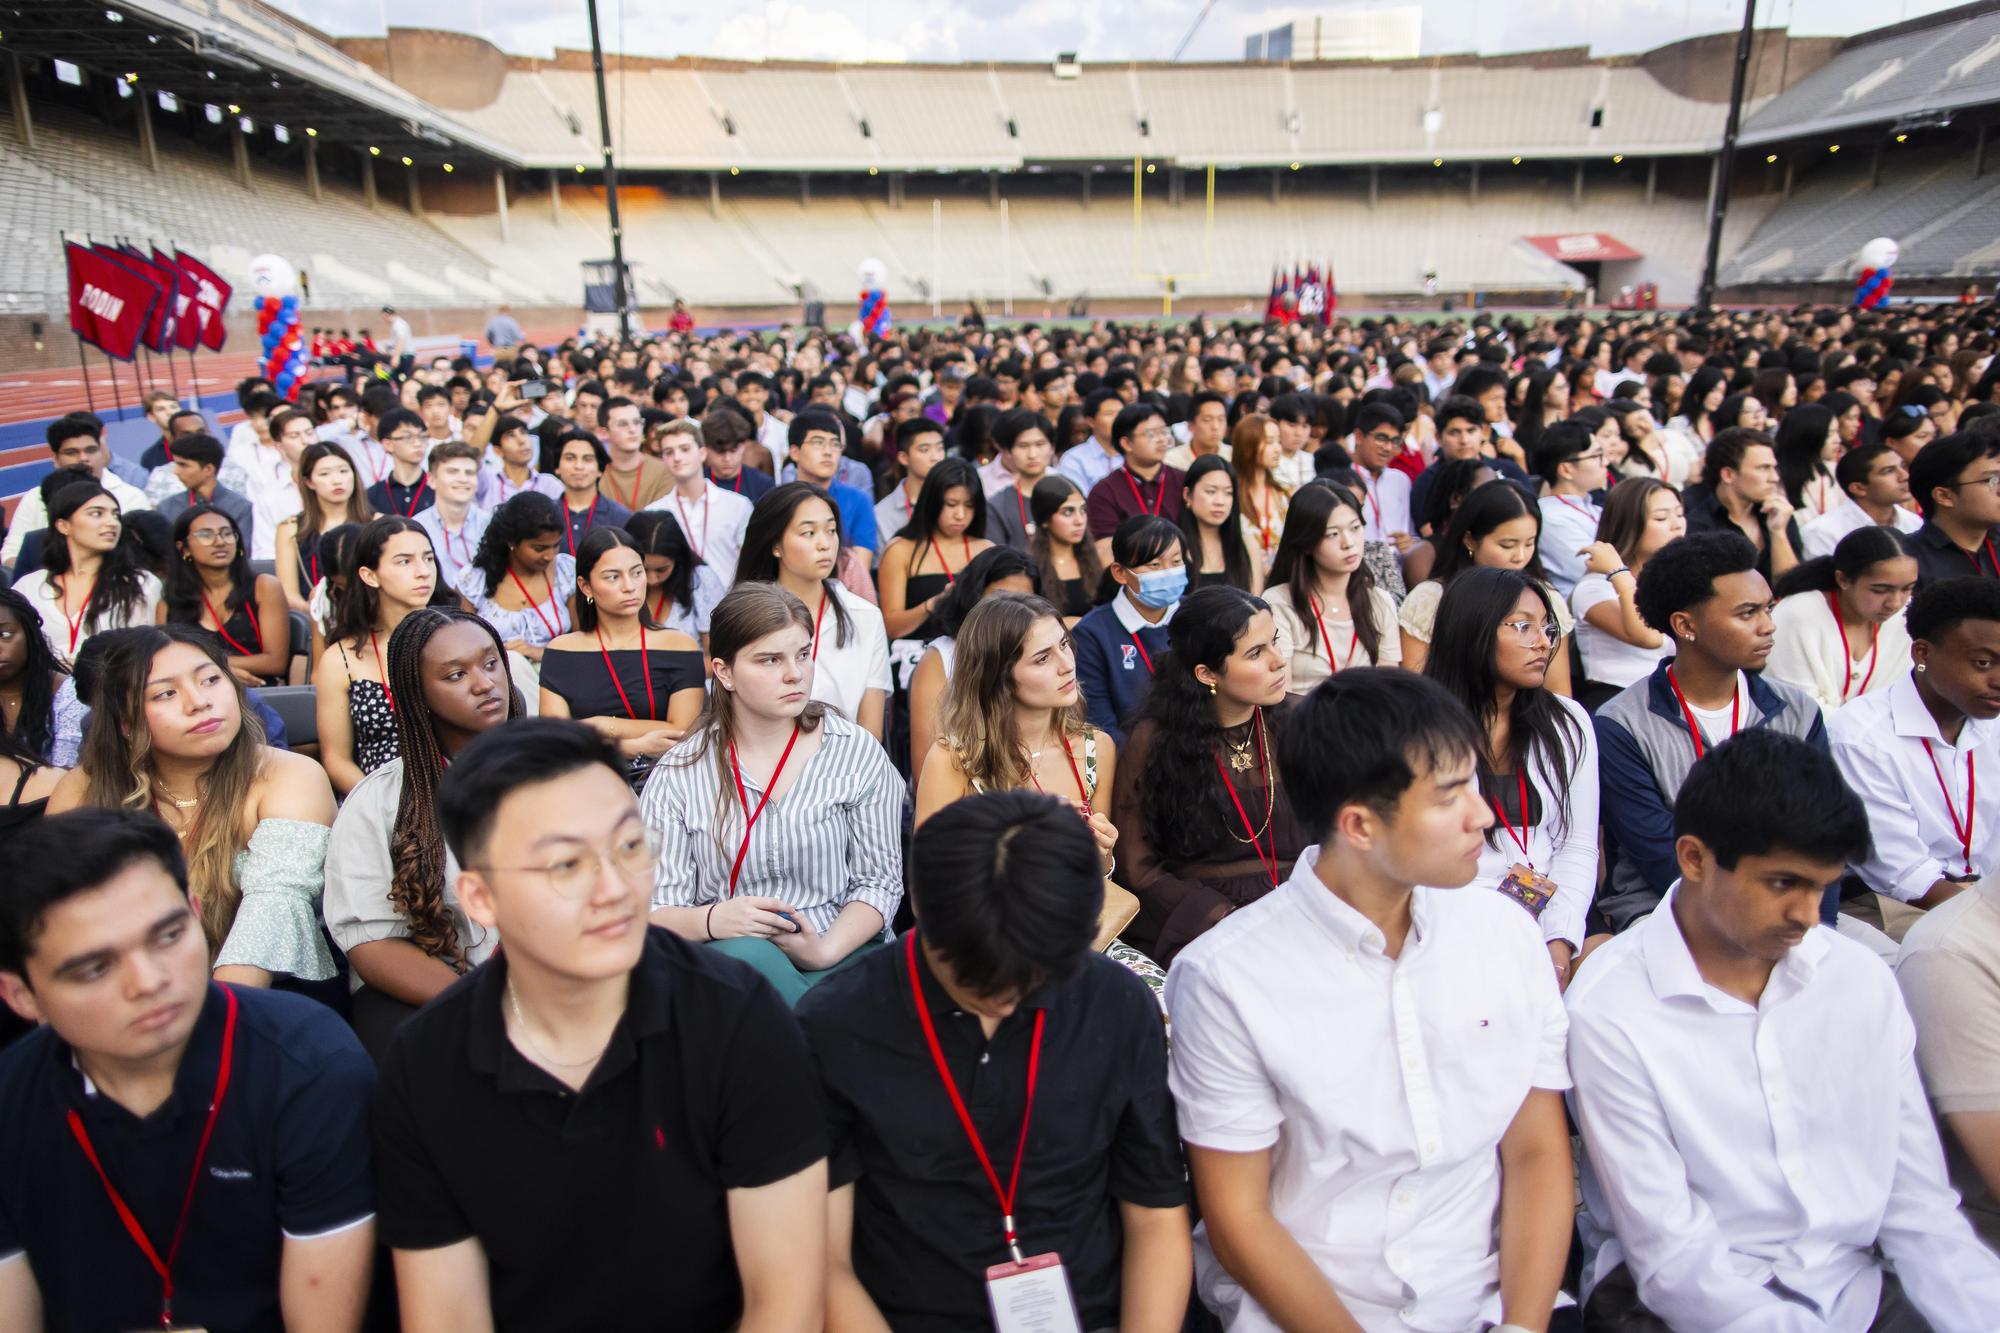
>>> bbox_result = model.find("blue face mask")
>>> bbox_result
[1132,565,1187,609]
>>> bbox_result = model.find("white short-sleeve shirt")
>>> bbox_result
[1165,848,1570,1332]
[809,582,892,726]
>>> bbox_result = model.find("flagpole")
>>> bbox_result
[108,349,129,422]
[76,335,98,416]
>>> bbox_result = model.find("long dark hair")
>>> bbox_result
[1682,366,1728,434]
[572,525,663,634]
[1028,475,1102,604]
[1178,453,1254,591]
[163,504,255,629]
[1422,565,1583,845]
[470,491,564,593]
[736,481,851,648]
[1428,478,1548,586]
[385,607,522,968]
[904,458,989,569]
[1774,403,1838,510]
[624,509,700,623]
[1514,366,1561,457]
[1595,476,1677,564]
[1268,482,1382,663]
[330,516,442,646]
[42,481,151,633]
[0,586,67,760]
[295,440,375,545]
[1418,457,1495,538]
[933,546,1039,637]
[1773,524,1911,598]
[1136,585,1274,862]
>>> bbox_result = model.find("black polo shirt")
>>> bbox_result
[372,927,825,1332]
[1680,483,1802,586]
[366,473,433,517]
[0,984,375,1332]
[1909,519,2000,587]
[795,937,1186,1332]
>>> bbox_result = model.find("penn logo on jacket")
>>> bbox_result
[1119,644,1138,670]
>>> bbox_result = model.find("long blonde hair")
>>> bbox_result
[939,592,1090,794]
[669,583,829,860]
[78,626,266,951]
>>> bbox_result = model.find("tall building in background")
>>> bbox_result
[1246,6,1423,61]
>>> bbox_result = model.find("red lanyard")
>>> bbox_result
[811,589,830,660]
[675,490,709,559]
[1121,467,1162,517]
[1922,739,1977,876]
[55,573,94,656]
[904,931,1046,1265]
[66,984,238,1331]
[1825,592,1880,701]
[1128,628,1155,674]
[1969,537,2000,580]
[439,520,471,573]
[395,477,429,518]
[727,723,802,896]
[1015,484,1033,536]
[566,495,599,559]
[1665,665,1737,760]
[1308,594,1359,670]
[596,624,656,720]
[199,586,263,656]
[1212,709,1279,887]
[608,467,641,512]
[369,629,395,712]
[307,551,320,586]
[928,535,971,585]
[1491,768,1534,869]
[1250,488,1274,551]
[650,587,672,624]
[1554,494,1596,521]
[1028,733,1094,816]
[506,566,562,641]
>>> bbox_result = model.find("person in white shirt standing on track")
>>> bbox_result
[1167,668,1576,1333]
[1567,728,2000,1332]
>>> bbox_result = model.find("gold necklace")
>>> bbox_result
[1224,725,1257,772]
[506,985,607,1070]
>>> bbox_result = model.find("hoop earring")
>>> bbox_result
[1915,663,1927,674]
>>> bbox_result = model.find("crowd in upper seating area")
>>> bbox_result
[3,299,2000,1331]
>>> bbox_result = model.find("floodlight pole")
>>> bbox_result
[586,0,633,341]
[1698,0,1757,310]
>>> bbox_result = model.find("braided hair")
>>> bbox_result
[384,606,523,968]
[0,587,68,760]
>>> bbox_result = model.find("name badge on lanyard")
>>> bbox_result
[986,1251,1083,1333]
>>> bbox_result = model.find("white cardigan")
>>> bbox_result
[1765,591,1911,714]
[1466,693,1599,951]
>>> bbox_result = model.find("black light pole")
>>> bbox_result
[1698,0,1758,310]
[585,0,633,340]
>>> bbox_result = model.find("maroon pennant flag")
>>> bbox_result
[65,241,159,361]
[174,249,232,352]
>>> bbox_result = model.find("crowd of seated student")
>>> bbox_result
[7,305,2000,1331]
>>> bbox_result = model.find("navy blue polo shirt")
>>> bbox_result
[0,983,375,1332]
[371,927,827,1331]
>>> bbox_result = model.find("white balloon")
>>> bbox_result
[1859,237,1899,272]
[247,253,298,297]
[857,258,888,291]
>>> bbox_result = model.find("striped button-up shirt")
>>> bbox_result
[642,713,904,935]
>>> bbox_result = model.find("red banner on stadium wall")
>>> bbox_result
[64,241,159,361]
[174,249,232,352]
[1523,233,1643,263]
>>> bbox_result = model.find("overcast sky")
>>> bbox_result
[273,0,1964,64]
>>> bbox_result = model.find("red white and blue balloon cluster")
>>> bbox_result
[1854,237,1899,311]
[857,258,892,340]
[255,294,308,401]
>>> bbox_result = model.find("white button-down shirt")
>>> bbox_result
[1799,498,1922,561]
[1829,672,2000,900]
[414,504,492,595]
[1536,493,1602,600]
[1055,438,1121,494]
[1166,848,1570,1333]
[642,479,753,586]
[1354,465,1413,543]
[226,437,305,561]
[1567,887,2000,1332]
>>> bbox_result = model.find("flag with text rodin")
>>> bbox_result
[64,241,159,361]
[110,243,179,354]
[174,249,232,352]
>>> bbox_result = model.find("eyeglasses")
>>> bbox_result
[1499,618,1563,646]
[1573,450,1607,465]
[1133,426,1171,442]
[1949,474,2000,494]
[475,827,661,898]
[185,528,237,545]
[384,430,425,443]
